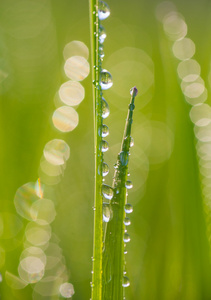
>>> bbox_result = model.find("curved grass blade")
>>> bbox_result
[102,87,138,300]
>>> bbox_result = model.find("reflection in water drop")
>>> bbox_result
[102,98,110,119]
[52,106,79,132]
[98,1,110,20]
[63,41,89,61]
[102,184,113,200]
[64,56,90,81]
[100,140,109,152]
[123,233,131,243]
[44,139,70,166]
[124,204,133,214]
[125,180,133,189]
[59,282,75,298]
[59,81,85,106]
[122,276,130,287]
[100,69,113,90]
[103,203,112,222]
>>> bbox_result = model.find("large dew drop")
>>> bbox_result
[100,140,109,152]
[103,203,113,222]
[125,180,133,189]
[102,184,113,200]
[101,124,109,137]
[122,276,130,287]
[102,98,110,119]
[98,1,110,20]
[100,69,113,90]
[119,151,129,166]
[102,162,109,176]
[124,204,133,214]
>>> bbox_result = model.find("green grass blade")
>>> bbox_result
[102,87,138,300]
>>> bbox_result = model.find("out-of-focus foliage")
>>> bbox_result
[1,0,211,299]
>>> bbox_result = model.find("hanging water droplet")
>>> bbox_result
[124,217,131,226]
[102,162,109,176]
[124,250,128,254]
[130,137,134,147]
[119,151,129,166]
[100,69,113,90]
[101,124,109,137]
[99,26,107,44]
[99,48,105,58]
[98,1,110,20]
[124,204,133,214]
[102,184,113,200]
[114,163,118,169]
[102,98,110,119]
[127,172,130,176]
[122,276,130,287]
[125,180,133,189]
[116,188,120,194]
[123,233,131,243]
[100,140,109,152]
[103,203,113,222]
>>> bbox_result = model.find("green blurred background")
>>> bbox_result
[1,0,211,299]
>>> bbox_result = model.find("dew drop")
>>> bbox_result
[100,69,113,90]
[119,151,129,166]
[101,124,109,137]
[100,140,109,152]
[124,217,131,226]
[114,163,118,169]
[99,48,105,58]
[98,1,110,20]
[102,184,113,200]
[124,250,128,254]
[99,26,107,44]
[125,180,133,189]
[102,98,110,119]
[102,162,109,176]
[124,204,133,214]
[130,137,134,147]
[123,233,131,243]
[122,276,130,287]
[103,203,113,222]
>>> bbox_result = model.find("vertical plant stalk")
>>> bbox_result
[102,87,138,300]
[89,0,103,300]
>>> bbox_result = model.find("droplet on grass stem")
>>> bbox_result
[102,98,110,118]
[100,69,113,90]
[102,184,113,200]
[98,1,110,20]
[124,204,133,214]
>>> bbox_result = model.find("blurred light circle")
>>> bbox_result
[64,56,90,81]
[20,247,46,266]
[163,12,187,41]
[25,222,51,246]
[18,256,45,283]
[34,276,64,296]
[177,59,201,82]
[59,81,85,106]
[30,198,56,225]
[40,156,63,177]
[14,182,40,221]
[5,271,28,289]
[43,139,70,166]
[172,38,195,60]
[63,41,89,61]
[194,123,211,142]
[0,212,23,239]
[184,82,205,98]
[181,77,207,106]
[155,1,177,22]
[52,106,79,132]
[59,282,75,298]
[189,104,211,127]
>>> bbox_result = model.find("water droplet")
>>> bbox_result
[127,172,130,176]
[102,162,109,176]
[116,188,120,194]
[102,98,110,119]
[124,204,133,214]
[124,217,131,226]
[124,250,128,254]
[114,163,118,169]
[103,203,113,222]
[102,184,113,200]
[101,124,109,137]
[99,26,107,44]
[100,140,109,152]
[130,137,134,147]
[119,151,129,166]
[125,180,133,189]
[129,103,135,111]
[100,69,113,90]
[123,233,131,243]
[99,48,105,58]
[98,1,110,20]
[122,276,130,287]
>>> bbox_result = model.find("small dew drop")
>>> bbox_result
[116,188,120,194]
[124,250,128,254]
[122,276,130,287]
[100,69,113,90]
[101,124,109,137]
[99,26,107,44]
[124,204,133,214]
[123,233,131,243]
[98,1,110,20]
[124,217,131,226]
[125,180,133,189]
[130,137,134,147]
[100,140,109,152]
[102,184,113,200]
[102,162,109,176]
[103,203,113,222]
[102,98,110,119]
[119,151,129,166]
[99,48,105,58]
[114,163,118,169]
